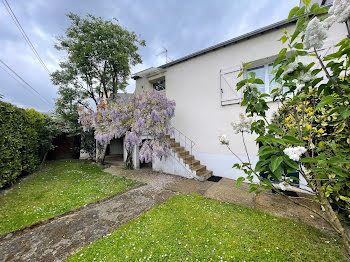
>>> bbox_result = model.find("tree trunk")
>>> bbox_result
[96,140,107,165]
[315,180,350,257]
[125,147,134,169]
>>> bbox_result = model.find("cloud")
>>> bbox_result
[0,0,299,112]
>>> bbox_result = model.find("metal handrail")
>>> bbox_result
[169,125,196,167]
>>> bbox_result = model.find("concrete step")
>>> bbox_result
[191,164,206,172]
[197,170,213,180]
[171,142,180,147]
[184,159,200,166]
[178,150,190,157]
[182,155,195,161]
[174,146,185,153]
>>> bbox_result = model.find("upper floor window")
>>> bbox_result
[246,63,277,94]
[152,79,165,91]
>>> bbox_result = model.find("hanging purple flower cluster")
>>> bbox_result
[78,91,176,163]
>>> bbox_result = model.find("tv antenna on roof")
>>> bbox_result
[157,47,172,63]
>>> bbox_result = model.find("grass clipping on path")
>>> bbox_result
[68,194,346,262]
[0,160,140,235]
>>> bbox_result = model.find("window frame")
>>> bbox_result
[245,63,274,95]
[152,78,166,92]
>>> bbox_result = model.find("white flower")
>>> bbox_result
[323,15,336,29]
[219,134,229,145]
[284,62,298,75]
[283,146,307,161]
[231,113,252,134]
[243,82,257,90]
[329,0,350,23]
[295,82,305,93]
[339,70,347,81]
[271,83,283,98]
[303,17,328,50]
[298,72,315,83]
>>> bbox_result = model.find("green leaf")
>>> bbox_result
[296,6,306,16]
[330,167,348,178]
[258,146,278,157]
[236,177,245,188]
[334,122,346,133]
[339,196,350,203]
[279,35,288,44]
[315,96,335,110]
[293,43,303,49]
[270,156,283,172]
[274,55,285,67]
[282,136,304,145]
[302,0,311,7]
[270,138,287,145]
[283,156,299,170]
[248,183,258,193]
[254,79,264,85]
[300,157,318,163]
[267,124,283,135]
[288,6,300,20]
[237,71,244,78]
[271,165,284,180]
[310,3,320,14]
[339,106,350,119]
[329,157,350,164]
[279,48,287,57]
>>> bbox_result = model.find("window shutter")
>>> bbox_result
[220,65,243,105]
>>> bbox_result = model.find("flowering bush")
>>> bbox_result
[220,0,350,254]
[272,92,350,224]
[78,91,175,168]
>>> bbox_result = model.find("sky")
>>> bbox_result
[0,0,299,112]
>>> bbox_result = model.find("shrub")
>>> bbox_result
[0,101,56,188]
[272,93,350,222]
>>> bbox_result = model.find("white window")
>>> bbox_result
[246,63,277,94]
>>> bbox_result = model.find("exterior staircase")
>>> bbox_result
[167,133,213,181]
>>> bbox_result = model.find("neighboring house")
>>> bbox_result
[132,1,346,186]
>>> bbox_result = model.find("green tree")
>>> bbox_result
[51,13,145,164]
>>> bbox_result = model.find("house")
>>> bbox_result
[131,1,347,187]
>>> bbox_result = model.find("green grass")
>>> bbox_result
[68,194,346,262]
[0,160,140,235]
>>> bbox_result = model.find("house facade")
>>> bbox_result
[132,3,347,186]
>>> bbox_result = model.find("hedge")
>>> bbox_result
[0,100,55,188]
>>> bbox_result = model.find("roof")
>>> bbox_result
[132,67,165,80]
[134,3,331,74]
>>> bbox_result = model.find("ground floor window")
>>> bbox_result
[246,63,277,94]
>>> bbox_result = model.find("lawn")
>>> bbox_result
[0,160,140,235]
[68,194,346,262]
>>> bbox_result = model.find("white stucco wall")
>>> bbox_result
[152,154,195,179]
[134,20,347,184]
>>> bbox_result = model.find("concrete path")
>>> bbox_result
[0,166,331,262]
